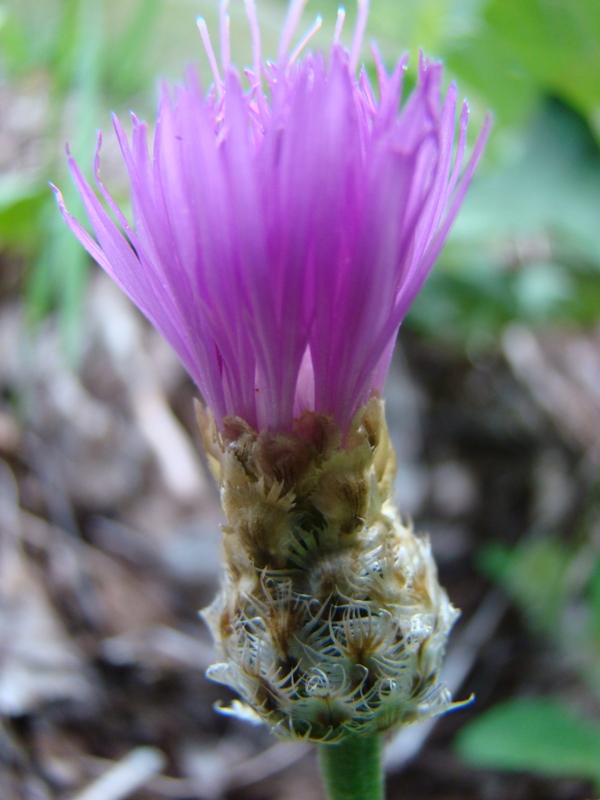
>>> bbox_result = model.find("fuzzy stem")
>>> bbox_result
[318,734,384,800]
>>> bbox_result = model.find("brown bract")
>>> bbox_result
[197,398,459,742]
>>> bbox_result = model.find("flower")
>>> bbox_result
[54,0,490,436]
[55,0,490,742]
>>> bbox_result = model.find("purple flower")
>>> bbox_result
[54,0,490,435]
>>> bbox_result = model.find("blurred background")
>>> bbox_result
[1,1,600,798]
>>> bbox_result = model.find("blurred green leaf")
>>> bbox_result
[477,534,600,701]
[102,0,162,99]
[0,176,46,251]
[478,540,570,636]
[456,698,600,788]
[445,17,540,128]
[0,6,29,74]
[50,0,83,90]
[567,273,600,326]
[485,0,600,125]
[588,560,600,644]
[407,263,516,345]
[24,0,103,358]
[443,0,600,135]
[369,0,450,57]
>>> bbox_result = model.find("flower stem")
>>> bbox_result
[318,733,384,800]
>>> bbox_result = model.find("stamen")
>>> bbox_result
[278,0,309,61]
[197,17,223,100]
[288,15,323,66]
[219,0,230,73]
[350,0,369,72]
[243,0,262,86]
[333,7,346,47]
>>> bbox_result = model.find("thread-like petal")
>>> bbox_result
[56,3,489,434]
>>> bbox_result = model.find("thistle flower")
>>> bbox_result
[55,0,490,743]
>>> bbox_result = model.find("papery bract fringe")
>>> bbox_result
[54,0,490,435]
[199,397,463,741]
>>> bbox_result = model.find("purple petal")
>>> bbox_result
[55,12,490,434]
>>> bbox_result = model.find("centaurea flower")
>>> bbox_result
[55,0,490,743]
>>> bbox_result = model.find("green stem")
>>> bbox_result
[318,734,384,800]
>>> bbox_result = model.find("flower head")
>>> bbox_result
[55,1,491,741]
[54,0,490,435]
